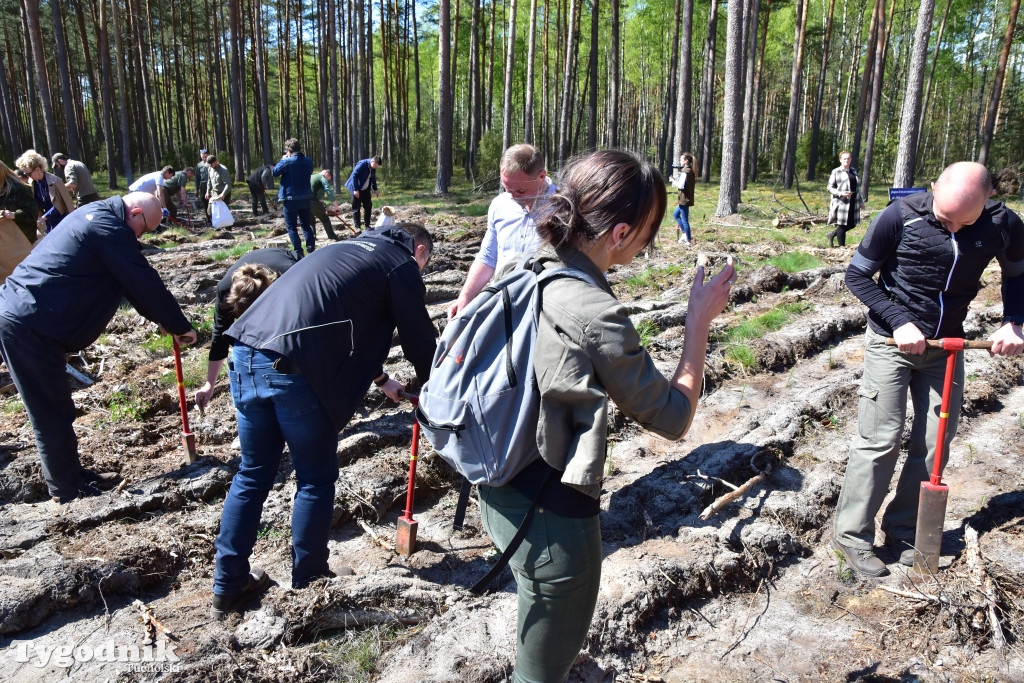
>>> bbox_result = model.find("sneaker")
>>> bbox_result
[831,538,889,577]
[211,568,273,620]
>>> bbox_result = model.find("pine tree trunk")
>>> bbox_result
[524,0,539,143]
[466,0,480,176]
[94,0,117,186]
[660,0,682,170]
[978,0,1020,165]
[48,1,80,158]
[412,0,422,132]
[860,0,895,201]
[916,0,951,168]
[227,0,245,178]
[23,0,60,155]
[109,0,133,182]
[587,0,598,149]
[781,0,808,188]
[557,0,580,168]
[739,0,761,188]
[436,0,453,193]
[892,0,934,186]
[608,0,620,147]
[0,45,22,155]
[672,0,693,164]
[253,2,273,163]
[501,0,518,150]
[716,0,745,216]
[852,0,881,169]
[699,0,718,181]
[807,0,836,180]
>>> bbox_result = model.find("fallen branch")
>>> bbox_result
[965,525,1006,655]
[357,519,393,551]
[877,584,980,608]
[698,464,772,520]
[133,598,178,640]
[771,214,826,228]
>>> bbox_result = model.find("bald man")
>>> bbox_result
[0,192,197,503]
[832,162,1024,577]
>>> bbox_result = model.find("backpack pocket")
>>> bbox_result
[416,397,492,484]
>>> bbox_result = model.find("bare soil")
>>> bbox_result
[1,202,1022,682]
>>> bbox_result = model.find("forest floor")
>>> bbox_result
[1,180,1023,682]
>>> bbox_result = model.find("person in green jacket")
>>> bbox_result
[310,168,340,241]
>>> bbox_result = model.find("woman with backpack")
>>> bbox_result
[478,149,735,681]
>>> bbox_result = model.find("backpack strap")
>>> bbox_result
[470,466,553,595]
[452,478,473,530]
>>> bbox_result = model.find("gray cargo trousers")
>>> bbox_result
[833,327,964,549]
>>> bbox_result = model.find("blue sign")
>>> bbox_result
[888,186,927,202]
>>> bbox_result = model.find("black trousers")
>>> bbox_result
[351,191,372,229]
[247,180,268,215]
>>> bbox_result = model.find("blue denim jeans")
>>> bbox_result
[673,205,691,241]
[281,199,316,255]
[213,344,339,594]
[479,484,602,683]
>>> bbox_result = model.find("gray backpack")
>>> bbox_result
[416,259,596,487]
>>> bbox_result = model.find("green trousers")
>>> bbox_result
[834,327,964,549]
[310,199,339,240]
[479,483,602,683]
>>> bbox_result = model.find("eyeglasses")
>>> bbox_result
[139,210,152,234]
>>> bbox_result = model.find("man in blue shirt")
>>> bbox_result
[273,138,316,255]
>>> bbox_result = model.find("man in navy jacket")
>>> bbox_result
[273,138,316,255]
[344,155,382,231]
[210,223,437,619]
[0,193,197,503]
[833,162,1024,577]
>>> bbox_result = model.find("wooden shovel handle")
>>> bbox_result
[884,338,992,349]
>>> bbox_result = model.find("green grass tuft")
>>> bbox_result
[766,251,824,273]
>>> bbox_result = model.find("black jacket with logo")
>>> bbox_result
[227,227,437,431]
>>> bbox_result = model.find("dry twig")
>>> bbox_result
[699,464,772,520]
[965,525,1006,655]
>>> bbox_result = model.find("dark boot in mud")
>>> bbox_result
[211,568,273,620]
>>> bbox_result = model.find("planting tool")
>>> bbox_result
[396,392,420,556]
[885,337,992,574]
[172,338,198,463]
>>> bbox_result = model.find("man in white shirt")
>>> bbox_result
[448,144,555,319]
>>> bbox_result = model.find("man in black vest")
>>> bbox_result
[832,162,1024,577]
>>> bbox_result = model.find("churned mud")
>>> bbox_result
[1,200,1022,682]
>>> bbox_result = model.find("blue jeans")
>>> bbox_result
[673,205,691,241]
[213,344,339,594]
[281,199,316,255]
[479,484,603,683]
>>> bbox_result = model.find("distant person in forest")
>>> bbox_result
[129,168,172,198]
[273,138,316,255]
[51,154,101,207]
[206,156,232,214]
[15,150,74,234]
[344,155,382,232]
[161,166,195,222]
[310,167,340,241]
[246,164,275,216]
[448,143,554,319]
[193,247,301,413]
[0,160,41,244]
[669,153,696,245]
[196,149,211,210]
[826,151,861,248]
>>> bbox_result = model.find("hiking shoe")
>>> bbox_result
[81,468,121,490]
[882,534,916,567]
[899,548,915,567]
[831,538,889,577]
[211,568,273,620]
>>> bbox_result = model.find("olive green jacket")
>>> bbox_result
[532,245,694,498]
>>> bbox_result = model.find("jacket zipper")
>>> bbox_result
[938,234,960,334]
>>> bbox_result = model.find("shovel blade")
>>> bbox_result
[182,432,198,464]
[396,516,418,556]
[913,481,948,574]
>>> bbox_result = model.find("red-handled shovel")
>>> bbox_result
[172,338,198,464]
[396,391,420,556]
[887,337,992,574]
